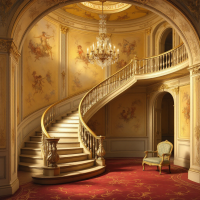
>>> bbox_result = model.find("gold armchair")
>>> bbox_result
[142,140,173,175]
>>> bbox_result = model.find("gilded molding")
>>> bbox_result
[0,39,21,62]
[60,25,68,34]
[172,87,179,95]
[145,27,152,35]
[188,64,200,75]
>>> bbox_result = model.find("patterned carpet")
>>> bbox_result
[2,158,200,200]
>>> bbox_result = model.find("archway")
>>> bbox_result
[153,92,174,155]
[8,0,200,65]
[160,28,173,54]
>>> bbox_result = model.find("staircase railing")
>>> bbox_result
[78,43,188,164]
[41,90,88,166]
[41,43,188,166]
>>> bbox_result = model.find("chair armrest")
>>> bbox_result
[144,150,158,158]
[144,150,157,153]
[161,153,171,163]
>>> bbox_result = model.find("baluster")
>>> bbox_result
[95,138,98,159]
[90,134,92,155]
[93,137,95,159]
[177,48,179,64]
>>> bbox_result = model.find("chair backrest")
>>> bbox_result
[157,140,173,158]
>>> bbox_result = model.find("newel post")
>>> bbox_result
[43,138,60,176]
[96,136,106,166]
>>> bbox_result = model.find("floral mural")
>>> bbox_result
[111,32,145,74]
[109,93,146,137]
[179,85,190,139]
[23,18,59,118]
[68,29,105,95]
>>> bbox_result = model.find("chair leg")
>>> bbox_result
[169,165,171,173]
[159,166,162,175]
[142,162,145,171]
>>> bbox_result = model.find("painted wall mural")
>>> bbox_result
[68,29,105,96]
[87,107,106,136]
[109,93,146,137]
[23,17,59,118]
[111,32,145,74]
[179,85,190,139]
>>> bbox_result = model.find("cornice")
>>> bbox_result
[49,8,162,33]
[0,38,21,62]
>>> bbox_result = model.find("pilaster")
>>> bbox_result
[0,38,20,196]
[188,64,200,183]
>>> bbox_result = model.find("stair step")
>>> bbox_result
[19,160,94,173]
[21,147,83,155]
[25,141,80,148]
[32,166,105,184]
[66,113,79,117]
[62,116,79,120]
[48,127,78,132]
[51,123,79,128]
[35,131,78,137]
[56,119,79,124]
[30,136,79,142]
[20,153,88,164]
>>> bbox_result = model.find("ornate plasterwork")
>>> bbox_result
[0,39,20,62]
[60,25,68,34]
[145,27,152,35]
[172,87,179,95]
[188,64,200,75]
[0,0,15,26]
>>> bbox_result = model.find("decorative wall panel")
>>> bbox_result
[68,29,105,96]
[111,31,145,74]
[179,85,190,139]
[194,76,200,166]
[109,93,146,137]
[0,54,7,148]
[23,18,59,118]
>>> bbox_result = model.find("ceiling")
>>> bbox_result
[62,1,151,22]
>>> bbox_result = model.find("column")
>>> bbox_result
[188,64,200,183]
[0,39,20,196]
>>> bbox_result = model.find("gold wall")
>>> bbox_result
[179,85,190,139]
[23,18,59,118]
[68,29,105,96]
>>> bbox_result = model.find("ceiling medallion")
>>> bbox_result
[77,1,131,14]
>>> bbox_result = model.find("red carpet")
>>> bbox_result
[2,158,200,200]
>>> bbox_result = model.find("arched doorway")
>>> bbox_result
[160,28,173,54]
[153,92,174,155]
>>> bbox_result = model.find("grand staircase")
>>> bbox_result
[19,110,105,184]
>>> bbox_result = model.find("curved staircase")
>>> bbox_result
[19,110,105,184]
[19,43,188,184]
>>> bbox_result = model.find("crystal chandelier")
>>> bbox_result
[87,1,119,69]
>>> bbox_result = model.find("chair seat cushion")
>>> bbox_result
[143,157,170,165]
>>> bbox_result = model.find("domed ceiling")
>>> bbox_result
[62,1,151,21]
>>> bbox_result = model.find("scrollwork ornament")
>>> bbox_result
[172,87,179,95]
[192,66,200,75]
[157,84,169,91]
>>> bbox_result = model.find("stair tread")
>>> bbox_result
[19,160,94,168]
[26,141,80,144]
[31,136,78,138]
[20,153,87,159]
[21,147,83,151]
[32,166,104,178]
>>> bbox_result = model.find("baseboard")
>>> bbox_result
[174,158,190,169]
[188,168,200,183]
[0,178,19,197]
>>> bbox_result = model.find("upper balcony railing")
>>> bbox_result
[41,43,188,166]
